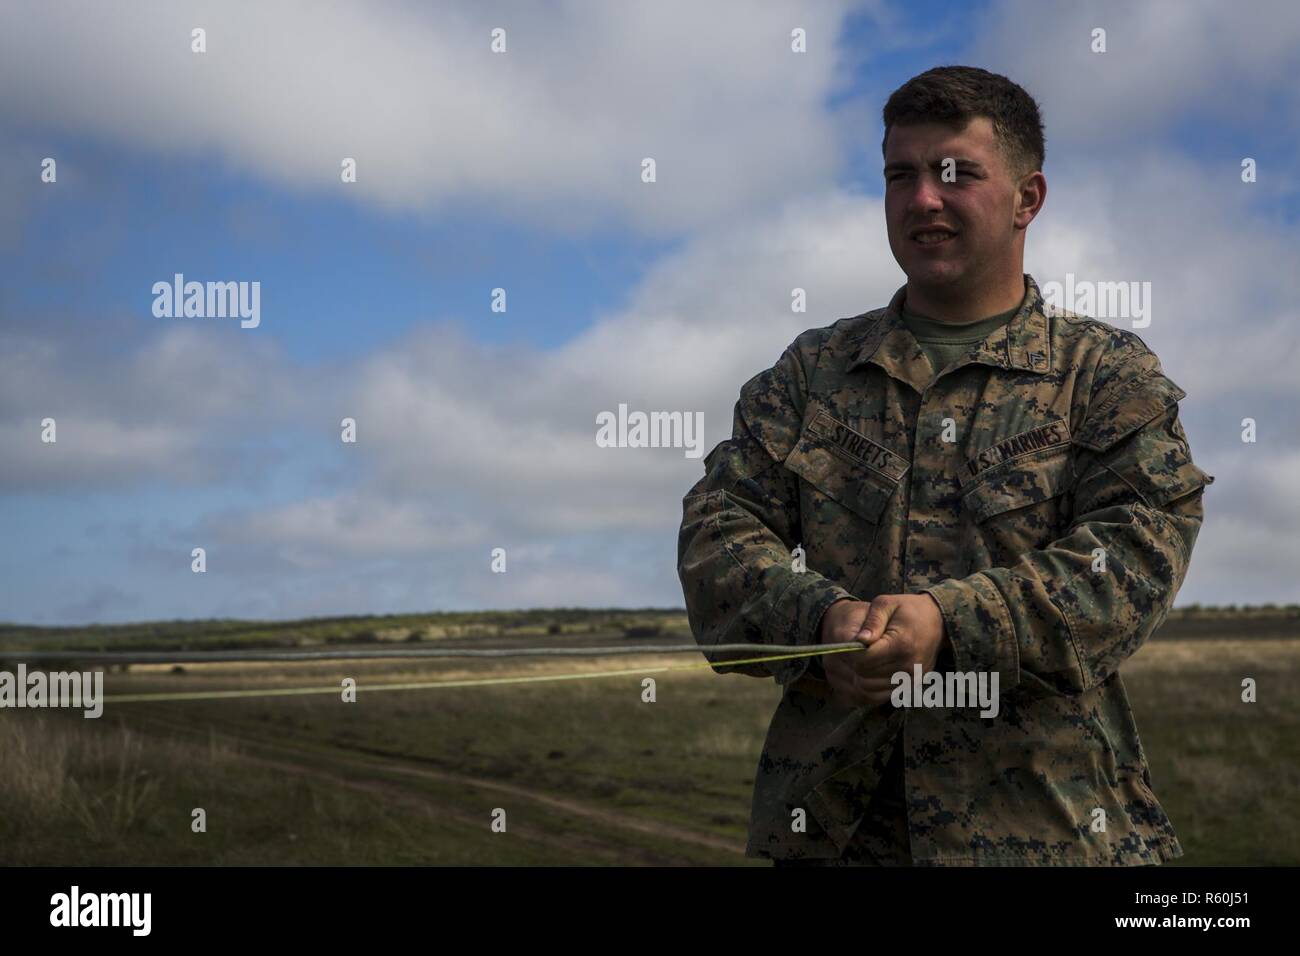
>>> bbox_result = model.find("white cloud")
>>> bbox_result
[1026,150,1300,402]
[342,190,906,535]
[0,0,860,234]
[969,0,1300,145]
[210,493,486,567]
[0,324,303,490]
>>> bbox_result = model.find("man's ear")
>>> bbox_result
[1016,170,1047,228]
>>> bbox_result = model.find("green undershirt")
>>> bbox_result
[901,301,1022,381]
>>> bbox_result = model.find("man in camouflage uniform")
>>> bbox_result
[676,66,1213,865]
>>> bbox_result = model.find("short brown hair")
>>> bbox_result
[882,65,1045,179]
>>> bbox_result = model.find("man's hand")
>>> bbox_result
[818,594,948,709]
[817,599,873,707]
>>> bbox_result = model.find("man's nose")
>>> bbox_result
[905,175,945,214]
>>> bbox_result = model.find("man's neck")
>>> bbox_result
[903,273,1027,324]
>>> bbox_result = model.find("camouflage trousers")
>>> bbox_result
[773,741,912,866]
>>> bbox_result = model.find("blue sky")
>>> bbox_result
[2,0,1299,625]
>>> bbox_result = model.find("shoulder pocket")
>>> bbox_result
[782,407,906,522]
[1088,415,1214,509]
[1073,369,1214,507]
[1073,368,1185,452]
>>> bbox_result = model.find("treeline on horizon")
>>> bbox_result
[0,608,688,652]
[0,604,1297,654]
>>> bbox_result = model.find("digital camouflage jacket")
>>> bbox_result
[677,274,1213,865]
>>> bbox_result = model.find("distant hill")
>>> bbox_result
[0,605,1296,654]
[0,608,691,653]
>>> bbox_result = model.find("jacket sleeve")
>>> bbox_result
[922,345,1214,698]
[677,341,856,685]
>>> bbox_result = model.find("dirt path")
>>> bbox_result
[128,710,745,863]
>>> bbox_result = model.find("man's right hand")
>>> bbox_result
[818,598,881,708]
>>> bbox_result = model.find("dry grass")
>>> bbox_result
[1123,638,1300,865]
[0,714,234,849]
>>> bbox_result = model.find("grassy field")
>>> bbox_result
[0,615,1296,865]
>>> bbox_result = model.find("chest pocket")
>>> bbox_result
[960,442,1073,560]
[780,406,907,589]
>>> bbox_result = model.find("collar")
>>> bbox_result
[849,274,1053,391]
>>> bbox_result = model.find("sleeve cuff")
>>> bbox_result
[922,573,1019,692]
[770,576,854,685]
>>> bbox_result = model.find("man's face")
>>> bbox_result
[883,116,1028,294]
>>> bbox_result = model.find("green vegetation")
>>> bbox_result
[0,609,692,655]
[0,609,1295,865]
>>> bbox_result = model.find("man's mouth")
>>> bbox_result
[911,229,958,247]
